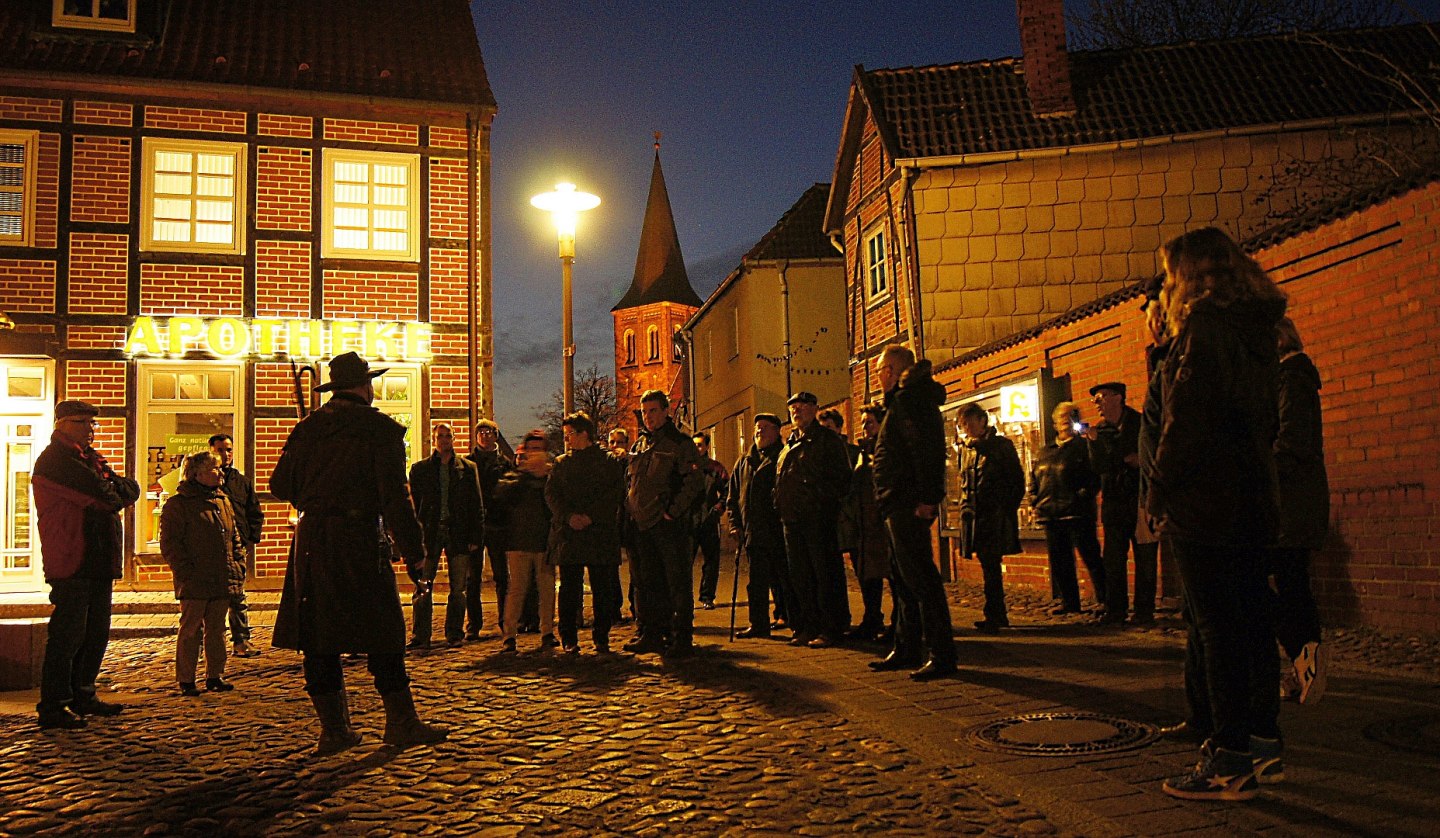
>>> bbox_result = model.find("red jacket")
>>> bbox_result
[32,433,141,581]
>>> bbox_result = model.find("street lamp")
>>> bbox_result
[531,182,600,415]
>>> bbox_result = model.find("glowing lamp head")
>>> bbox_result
[532,182,600,257]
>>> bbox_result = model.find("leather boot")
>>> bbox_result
[311,691,362,756]
[381,687,448,747]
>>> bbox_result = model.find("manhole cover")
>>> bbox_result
[1363,714,1440,757]
[967,712,1159,756]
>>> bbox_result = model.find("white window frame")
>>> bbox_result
[865,227,889,300]
[0,129,39,248]
[320,361,423,464]
[322,149,420,262]
[53,0,136,33]
[141,138,246,255]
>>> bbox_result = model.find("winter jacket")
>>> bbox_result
[838,438,891,581]
[470,444,514,539]
[1087,405,1143,524]
[727,441,785,557]
[774,421,851,523]
[873,359,948,518]
[496,468,551,553]
[1275,352,1330,549]
[408,452,485,556]
[1029,436,1100,524]
[546,445,625,566]
[32,434,141,581]
[626,419,705,532]
[958,428,1025,558]
[1145,297,1283,547]
[218,466,265,546]
[160,481,247,601]
[693,457,730,530]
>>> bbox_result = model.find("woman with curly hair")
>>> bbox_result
[1147,227,1287,802]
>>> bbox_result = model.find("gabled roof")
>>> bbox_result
[828,22,1440,229]
[613,148,702,311]
[743,183,838,262]
[0,0,494,108]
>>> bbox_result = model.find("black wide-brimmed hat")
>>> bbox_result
[315,351,387,392]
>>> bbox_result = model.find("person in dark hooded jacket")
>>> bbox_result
[1148,227,1286,803]
[869,346,956,681]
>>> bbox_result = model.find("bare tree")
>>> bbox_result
[1069,0,1402,49]
[531,363,620,451]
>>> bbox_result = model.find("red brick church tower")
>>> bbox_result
[612,139,702,436]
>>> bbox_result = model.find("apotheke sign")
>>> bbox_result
[125,316,433,361]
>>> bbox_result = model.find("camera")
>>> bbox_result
[1072,420,1088,434]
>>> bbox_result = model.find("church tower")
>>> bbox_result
[612,137,702,436]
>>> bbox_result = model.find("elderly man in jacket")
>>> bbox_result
[958,403,1026,634]
[870,346,956,680]
[727,413,790,638]
[271,352,445,755]
[547,412,626,654]
[624,390,706,657]
[775,391,853,648]
[31,400,141,730]
[408,423,485,649]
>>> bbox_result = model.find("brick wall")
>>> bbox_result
[67,233,128,314]
[430,364,468,410]
[251,417,292,495]
[429,247,468,323]
[139,264,244,315]
[0,260,56,312]
[255,240,311,317]
[64,360,127,406]
[254,502,292,581]
[0,95,62,122]
[73,100,133,127]
[254,362,296,409]
[255,146,312,231]
[257,113,312,139]
[428,157,470,239]
[322,118,420,146]
[70,135,131,224]
[66,325,126,351]
[34,133,60,248]
[321,270,419,320]
[143,105,246,134]
[90,417,126,478]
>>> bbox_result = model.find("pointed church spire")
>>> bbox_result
[612,136,703,311]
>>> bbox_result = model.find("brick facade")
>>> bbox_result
[0,260,56,312]
[70,135,131,223]
[255,146,312,231]
[139,264,245,316]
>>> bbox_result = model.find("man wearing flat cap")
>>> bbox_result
[1086,380,1157,625]
[774,391,853,647]
[271,351,445,755]
[32,400,141,730]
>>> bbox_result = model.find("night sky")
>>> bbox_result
[469,0,1440,436]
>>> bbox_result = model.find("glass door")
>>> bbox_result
[0,359,52,592]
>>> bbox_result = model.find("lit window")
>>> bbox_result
[865,228,889,299]
[53,0,136,33]
[141,139,245,254]
[623,330,636,365]
[0,130,39,247]
[323,149,419,262]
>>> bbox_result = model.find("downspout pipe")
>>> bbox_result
[778,260,792,399]
[466,109,479,439]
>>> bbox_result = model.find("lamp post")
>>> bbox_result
[531,182,600,415]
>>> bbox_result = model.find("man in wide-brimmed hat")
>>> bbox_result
[271,351,446,755]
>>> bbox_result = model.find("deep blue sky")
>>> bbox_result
[469,0,1440,435]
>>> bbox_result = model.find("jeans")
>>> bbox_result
[1268,547,1322,660]
[412,546,471,643]
[227,542,254,644]
[1043,518,1104,609]
[632,518,694,642]
[558,563,622,646]
[782,514,851,638]
[38,577,114,713]
[694,519,722,603]
[466,533,510,634]
[177,597,228,683]
[885,513,956,665]
[1171,535,1280,752]
[1102,508,1157,618]
[303,651,407,696]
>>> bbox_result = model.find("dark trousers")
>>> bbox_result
[1043,518,1104,610]
[227,542,254,644]
[1171,535,1280,752]
[886,513,956,665]
[782,514,851,638]
[38,577,113,713]
[743,539,786,631]
[633,518,694,641]
[558,563,622,645]
[857,577,886,631]
[694,520,722,603]
[412,544,471,643]
[1101,509,1157,618]
[1268,547,1322,660]
[465,533,510,634]
[302,651,408,696]
[977,551,1007,624]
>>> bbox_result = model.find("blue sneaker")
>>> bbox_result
[1162,741,1259,801]
[1250,736,1284,785]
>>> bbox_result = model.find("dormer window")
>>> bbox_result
[53,0,136,34]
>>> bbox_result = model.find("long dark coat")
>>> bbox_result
[957,428,1025,558]
[1276,352,1330,549]
[546,444,625,567]
[727,441,785,558]
[160,481,247,601]
[270,392,425,655]
[838,439,891,581]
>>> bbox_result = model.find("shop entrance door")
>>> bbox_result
[0,359,53,592]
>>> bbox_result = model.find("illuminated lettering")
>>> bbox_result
[404,323,432,360]
[125,316,163,356]
[168,317,205,355]
[206,318,251,357]
[123,317,434,361]
[287,320,325,359]
[331,321,363,356]
[253,319,284,356]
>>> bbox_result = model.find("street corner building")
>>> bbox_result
[0,0,496,595]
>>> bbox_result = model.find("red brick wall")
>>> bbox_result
[430,364,468,410]
[255,502,292,581]
[255,240,311,318]
[429,247,468,323]
[257,113,312,139]
[428,157,469,239]
[91,417,126,477]
[252,417,292,495]
[139,264,244,315]
[70,135,131,224]
[143,105,246,134]
[67,233,128,314]
[430,126,467,149]
[34,133,60,248]
[73,100,133,127]
[321,270,419,320]
[0,95,62,122]
[255,146,312,231]
[65,360,126,406]
[66,325,126,351]
[322,118,420,146]
[0,260,56,312]
[254,362,296,409]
